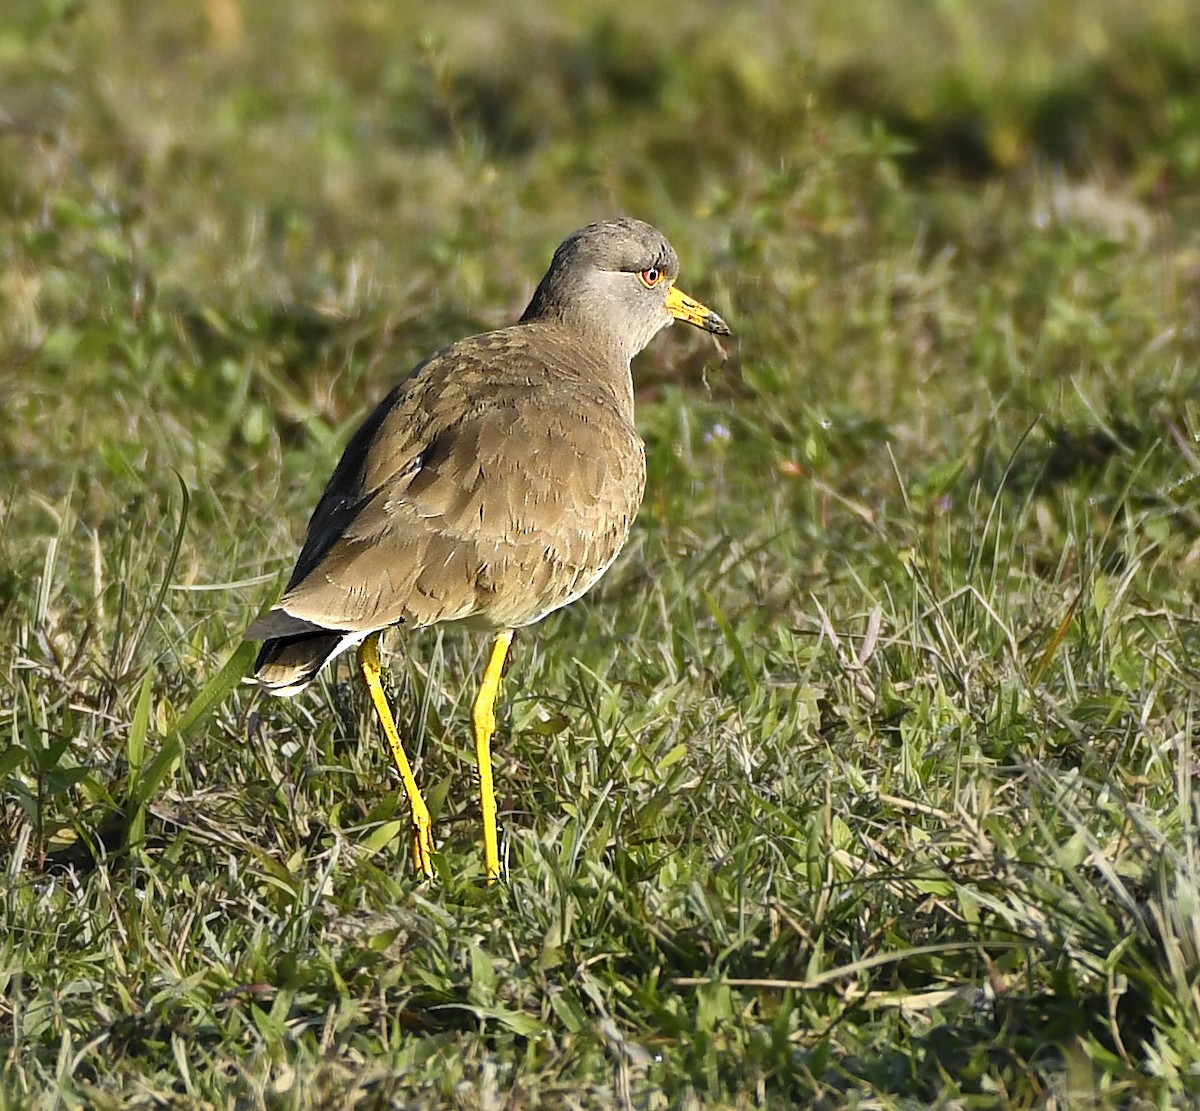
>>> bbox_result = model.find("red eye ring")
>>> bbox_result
[638,267,663,288]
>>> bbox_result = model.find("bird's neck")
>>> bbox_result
[518,318,637,416]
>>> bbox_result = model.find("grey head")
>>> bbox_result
[520,217,731,364]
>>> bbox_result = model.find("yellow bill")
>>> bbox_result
[666,284,732,335]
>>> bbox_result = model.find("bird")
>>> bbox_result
[245,218,731,883]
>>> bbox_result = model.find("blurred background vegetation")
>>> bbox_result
[4,0,1200,518]
[4,0,1200,1105]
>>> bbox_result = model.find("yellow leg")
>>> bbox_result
[357,632,434,880]
[473,629,514,884]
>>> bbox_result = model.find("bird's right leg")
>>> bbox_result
[357,632,434,879]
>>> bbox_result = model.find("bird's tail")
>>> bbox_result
[253,631,359,696]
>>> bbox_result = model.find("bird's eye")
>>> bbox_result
[638,267,663,288]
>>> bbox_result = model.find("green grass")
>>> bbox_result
[4,0,1200,1105]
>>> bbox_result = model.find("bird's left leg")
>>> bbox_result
[472,629,514,884]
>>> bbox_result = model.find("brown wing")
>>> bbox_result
[256,323,646,635]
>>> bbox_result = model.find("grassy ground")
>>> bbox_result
[4,0,1200,1105]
